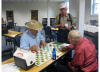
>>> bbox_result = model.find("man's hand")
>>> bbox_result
[29,45,39,51]
[55,24,65,28]
[55,25,60,27]
[41,40,46,47]
[60,46,68,52]
[60,24,65,27]
[67,26,72,30]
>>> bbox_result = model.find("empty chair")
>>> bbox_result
[13,35,21,52]
[44,26,54,42]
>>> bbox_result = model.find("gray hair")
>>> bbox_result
[68,30,82,41]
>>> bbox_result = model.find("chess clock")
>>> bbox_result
[13,48,36,70]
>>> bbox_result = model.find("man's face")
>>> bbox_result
[60,8,67,15]
[68,37,77,45]
[30,29,38,36]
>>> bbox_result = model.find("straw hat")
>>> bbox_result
[60,2,67,9]
[26,20,43,30]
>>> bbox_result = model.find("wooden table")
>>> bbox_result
[2,51,67,72]
[51,28,59,31]
[3,30,22,38]
[3,30,22,52]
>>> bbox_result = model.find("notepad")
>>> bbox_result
[12,34,17,37]
[2,62,20,72]
[61,43,70,47]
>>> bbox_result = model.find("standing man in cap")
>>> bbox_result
[20,20,46,51]
[55,2,75,43]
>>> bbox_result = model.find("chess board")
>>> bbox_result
[33,42,62,66]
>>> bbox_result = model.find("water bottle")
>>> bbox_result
[52,48,56,60]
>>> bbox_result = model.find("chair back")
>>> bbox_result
[14,35,21,47]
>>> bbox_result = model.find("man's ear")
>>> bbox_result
[71,38,74,41]
[72,38,76,43]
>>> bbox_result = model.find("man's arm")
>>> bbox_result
[69,13,75,27]
[40,40,46,47]
[39,30,45,41]
[68,49,85,72]
[20,35,39,51]
[60,44,74,52]
[29,45,39,51]
[54,15,60,27]
[39,31,46,47]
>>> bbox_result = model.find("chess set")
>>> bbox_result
[33,42,62,66]
[14,42,69,70]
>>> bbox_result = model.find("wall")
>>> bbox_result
[69,0,79,29]
[2,1,60,26]
[85,0,91,24]
[2,0,98,27]
[69,0,79,18]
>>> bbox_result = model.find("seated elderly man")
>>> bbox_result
[20,20,46,51]
[55,30,98,72]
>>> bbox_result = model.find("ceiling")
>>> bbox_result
[2,0,66,2]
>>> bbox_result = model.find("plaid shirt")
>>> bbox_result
[68,38,98,72]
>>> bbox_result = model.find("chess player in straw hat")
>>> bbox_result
[20,20,46,51]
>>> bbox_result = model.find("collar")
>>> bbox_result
[28,30,37,39]
[61,13,68,17]
[75,37,87,50]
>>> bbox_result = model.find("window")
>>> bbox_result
[91,0,100,15]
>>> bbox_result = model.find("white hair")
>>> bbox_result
[68,30,82,41]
